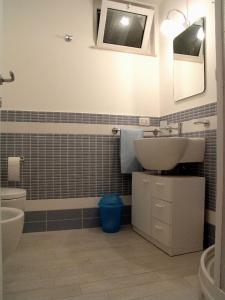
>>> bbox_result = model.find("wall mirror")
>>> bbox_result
[173,18,205,102]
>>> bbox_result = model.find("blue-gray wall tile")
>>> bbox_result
[83,218,101,228]
[121,215,131,225]
[122,205,131,216]
[83,208,100,218]
[47,209,82,220]
[23,222,46,233]
[47,219,82,231]
[204,223,215,248]
[25,211,46,222]
[0,110,160,126]
[0,133,131,199]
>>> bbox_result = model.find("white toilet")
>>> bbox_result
[0,187,26,260]
[1,187,26,211]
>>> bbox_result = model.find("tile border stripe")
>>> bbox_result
[0,102,217,126]
[161,102,217,123]
[0,110,159,126]
[23,205,132,233]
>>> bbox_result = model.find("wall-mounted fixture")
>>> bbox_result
[112,127,160,137]
[0,71,15,85]
[159,121,183,136]
[194,120,210,128]
[160,9,190,38]
[64,34,73,42]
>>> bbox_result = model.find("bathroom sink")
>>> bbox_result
[134,137,205,170]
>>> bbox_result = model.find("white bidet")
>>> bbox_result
[1,207,24,260]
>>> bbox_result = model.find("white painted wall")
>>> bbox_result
[159,0,217,116]
[3,0,216,118]
[2,0,160,117]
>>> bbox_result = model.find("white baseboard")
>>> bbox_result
[25,197,215,227]
[25,195,132,211]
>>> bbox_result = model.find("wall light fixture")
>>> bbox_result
[160,9,190,38]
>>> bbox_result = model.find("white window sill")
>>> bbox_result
[90,45,157,57]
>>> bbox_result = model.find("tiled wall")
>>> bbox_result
[24,206,131,233]
[0,103,217,241]
[0,111,142,232]
[182,130,217,212]
[160,103,217,245]
[0,134,131,200]
[160,102,217,123]
[204,223,216,248]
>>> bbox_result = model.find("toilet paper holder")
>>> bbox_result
[20,156,25,163]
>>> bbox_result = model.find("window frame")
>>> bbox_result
[96,0,154,55]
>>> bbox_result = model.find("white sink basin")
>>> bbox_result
[134,137,205,170]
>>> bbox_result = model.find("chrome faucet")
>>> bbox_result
[160,122,182,136]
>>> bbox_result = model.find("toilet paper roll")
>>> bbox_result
[8,157,21,181]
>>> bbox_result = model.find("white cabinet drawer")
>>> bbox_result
[132,173,152,236]
[152,218,171,247]
[152,198,172,225]
[151,177,173,202]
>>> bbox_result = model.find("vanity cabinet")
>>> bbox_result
[132,172,205,256]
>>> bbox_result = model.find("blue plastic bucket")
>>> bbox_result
[98,194,123,233]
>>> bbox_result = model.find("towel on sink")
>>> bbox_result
[120,128,144,174]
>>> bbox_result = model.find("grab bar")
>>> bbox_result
[112,127,160,137]
[193,120,210,127]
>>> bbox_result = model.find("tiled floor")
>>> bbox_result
[3,226,204,300]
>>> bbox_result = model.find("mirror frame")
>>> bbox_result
[173,17,206,102]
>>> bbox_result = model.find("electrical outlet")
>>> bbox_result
[139,117,150,126]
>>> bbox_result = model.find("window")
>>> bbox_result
[96,0,155,55]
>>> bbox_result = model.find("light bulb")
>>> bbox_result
[120,16,130,26]
[160,19,186,38]
[197,27,205,41]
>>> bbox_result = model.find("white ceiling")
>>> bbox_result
[132,0,163,7]
[140,0,163,4]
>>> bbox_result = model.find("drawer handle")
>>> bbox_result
[155,182,164,187]
[155,204,165,208]
[155,225,163,230]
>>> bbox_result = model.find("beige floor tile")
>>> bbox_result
[80,272,160,294]
[4,284,81,300]
[48,284,82,300]
[60,292,110,300]
[4,290,52,300]
[138,286,204,300]
[107,280,180,300]
[4,293,50,300]
[3,228,202,300]
[184,274,201,288]
[4,278,54,294]
[155,265,199,281]
[132,252,201,274]
[54,271,108,287]
[3,268,42,284]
